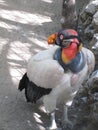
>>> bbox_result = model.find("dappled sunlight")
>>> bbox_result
[39,105,47,113]
[0,0,55,93]
[7,52,26,61]
[34,112,41,119]
[1,39,30,85]
[28,37,49,49]
[0,0,8,6]
[8,41,32,60]
[0,37,9,52]
[33,112,44,129]
[0,9,52,25]
[9,41,32,48]
[0,21,18,31]
[9,68,23,77]
[0,0,62,129]
[7,41,31,83]
[34,48,42,53]
[0,36,48,86]
[41,0,53,3]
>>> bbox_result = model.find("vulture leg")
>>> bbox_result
[63,102,73,129]
[47,112,58,130]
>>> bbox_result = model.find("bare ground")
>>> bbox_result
[0,0,62,130]
[0,1,98,130]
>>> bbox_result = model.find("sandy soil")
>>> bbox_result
[1,1,97,130]
[0,0,62,130]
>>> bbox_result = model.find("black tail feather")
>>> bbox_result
[18,73,52,103]
[18,73,28,91]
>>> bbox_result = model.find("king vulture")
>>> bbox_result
[18,29,95,130]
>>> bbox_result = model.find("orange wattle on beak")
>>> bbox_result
[47,33,58,44]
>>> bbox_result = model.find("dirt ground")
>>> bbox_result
[0,0,62,130]
[1,1,98,130]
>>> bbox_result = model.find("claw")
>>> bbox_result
[62,119,73,129]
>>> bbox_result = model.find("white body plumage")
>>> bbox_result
[27,46,95,113]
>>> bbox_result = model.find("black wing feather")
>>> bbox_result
[18,73,52,103]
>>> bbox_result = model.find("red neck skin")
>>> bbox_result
[62,42,78,63]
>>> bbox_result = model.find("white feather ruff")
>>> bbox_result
[27,46,64,88]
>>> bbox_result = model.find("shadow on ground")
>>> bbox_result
[0,0,62,130]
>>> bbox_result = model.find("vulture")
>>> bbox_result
[18,29,95,130]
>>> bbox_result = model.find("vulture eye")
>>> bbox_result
[62,39,73,48]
